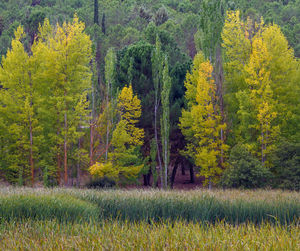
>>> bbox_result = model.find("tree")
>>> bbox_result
[104,48,116,160]
[151,35,164,187]
[89,85,144,184]
[235,33,279,166]
[94,0,99,25]
[221,10,252,145]
[0,16,4,36]
[271,141,300,191]
[0,26,42,185]
[219,144,272,189]
[36,16,92,185]
[179,52,227,188]
[160,57,171,189]
[261,24,300,142]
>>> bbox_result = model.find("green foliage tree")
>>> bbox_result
[271,141,300,191]
[152,35,164,187]
[0,26,42,184]
[160,56,171,189]
[223,11,299,167]
[220,144,272,189]
[34,16,92,185]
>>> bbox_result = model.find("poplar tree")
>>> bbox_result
[160,57,171,189]
[240,35,279,166]
[223,11,299,166]
[104,48,116,161]
[151,35,164,187]
[0,27,42,185]
[221,10,251,144]
[179,53,227,188]
[37,17,92,185]
[89,85,144,183]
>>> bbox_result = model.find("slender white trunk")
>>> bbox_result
[64,110,68,186]
[154,104,163,188]
[164,136,168,189]
[105,81,110,161]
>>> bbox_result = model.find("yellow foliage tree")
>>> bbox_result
[179,53,228,188]
[89,85,144,183]
[240,35,280,166]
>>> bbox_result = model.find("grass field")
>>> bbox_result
[0,220,299,250]
[0,187,299,250]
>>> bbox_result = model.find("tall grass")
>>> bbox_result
[0,193,98,222]
[0,187,299,224]
[0,219,299,250]
[72,189,300,224]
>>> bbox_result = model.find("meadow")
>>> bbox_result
[0,187,299,250]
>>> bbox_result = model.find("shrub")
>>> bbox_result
[86,177,116,189]
[219,145,272,189]
[271,141,300,191]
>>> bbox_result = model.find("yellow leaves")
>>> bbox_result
[117,85,144,146]
[222,10,251,72]
[89,162,118,179]
[13,26,25,42]
[89,85,144,182]
[184,52,205,105]
[38,18,52,41]
[179,52,227,186]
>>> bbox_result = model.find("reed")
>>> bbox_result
[0,187,299,224]
[0,193,98,222]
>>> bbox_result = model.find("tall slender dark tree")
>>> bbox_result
[102,13,106,35]
[94,0,99,25]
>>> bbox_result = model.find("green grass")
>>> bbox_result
[0,219,299,250]
[0,188,299,250]
[0,193,98,223]
[0,187,299,224]
[70,189,300,224]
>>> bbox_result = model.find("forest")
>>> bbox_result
[0,0,299,190]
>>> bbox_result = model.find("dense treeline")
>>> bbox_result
[0,0,299,189]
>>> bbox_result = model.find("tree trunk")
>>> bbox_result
[181,165,185,175]
[29,72,34,186]
[57,152,61,185]
[170,162,178,189]
[208,177,212,190]
[215,45,225,165]
[102,13,106,35]
[77,137,81,187]
[64,111,68,186]
[29,118,34,186]
[164,137,168,189]
[261,127,265,165]
[105,84,110,161]
[90,123,94,165]
[189,165,195,183]
[154,104,163,188]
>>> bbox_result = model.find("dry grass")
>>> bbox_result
[0,220,299,251]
